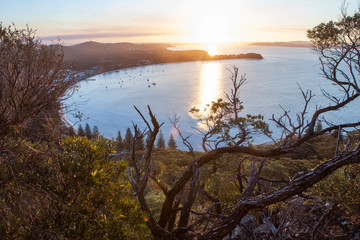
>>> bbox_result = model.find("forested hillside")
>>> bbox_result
[63,41,262,73]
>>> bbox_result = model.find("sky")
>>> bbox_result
[1,0,359,45]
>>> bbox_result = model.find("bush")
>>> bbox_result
[0,136,150,239]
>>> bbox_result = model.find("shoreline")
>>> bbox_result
[63,51,264,132]
[60,107,75,129]
[75,52,263,81]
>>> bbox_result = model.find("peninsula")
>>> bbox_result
[249,41,311,48]
[63,41,262,75]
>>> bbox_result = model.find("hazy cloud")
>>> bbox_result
[41,32,169,41]
[255,26,308,33]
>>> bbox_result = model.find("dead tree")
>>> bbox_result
[128,10,360,240]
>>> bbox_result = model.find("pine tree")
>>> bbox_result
[78,124,85,136]
[156,130,166,149]
[124,128,133,151]
[92,126,100,139]
[116,130,124,152]
[68,127,76,136]
[167,134,177,150]
[85,123,92,139]
[136,133,145,151]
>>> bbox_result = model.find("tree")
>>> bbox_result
[0,24,76,140]
[67,126,76,136]
[157,130,166,149]
[0,24,149,240]
[136,132,145,151]
[127,10,360,240]
[85,123,92,139]
[124,127,133,151]
[78,124,85,136]
[116,130,124,152]
[92,125,99,139]
[167,134,177,149]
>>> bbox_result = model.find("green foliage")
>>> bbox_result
[261,161,288,180]
[56,136,150,239]
[203,172,240,207]
[149,134,336,209]
[0,139,61,238]
[306,135,337,160]
[0,136,150,239]
[153,149,194,167]
[152,149,193,184]
[276,157,317,176]
[307,20,341,47]
[145,191,166,221]
[307,12,360,47]
[309,164,360,222]
[190,97,271,147]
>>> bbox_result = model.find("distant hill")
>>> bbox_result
[63,41,263,73]
[63,41,172,71]
[64,41,171,54]
[249,41,311,48]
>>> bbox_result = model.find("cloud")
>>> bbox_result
[41,31,169,41]
[255,26,308,33]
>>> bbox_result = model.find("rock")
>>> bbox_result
[222,234,231,240]
[254,224,272,236]
[231,225,242,239]
[240,214,258,231]
[222,215,259,240]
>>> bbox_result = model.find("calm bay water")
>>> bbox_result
[64,44,360,150]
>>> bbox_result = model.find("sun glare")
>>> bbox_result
[207,44,218,56]
[198,62,222,111]
[195,16,231,44]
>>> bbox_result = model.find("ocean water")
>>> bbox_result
[64,44,360,150]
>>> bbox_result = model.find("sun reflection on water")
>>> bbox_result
[198,62,222,112]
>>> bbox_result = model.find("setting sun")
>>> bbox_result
[207,44,218,56]
[194,15,232,44]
